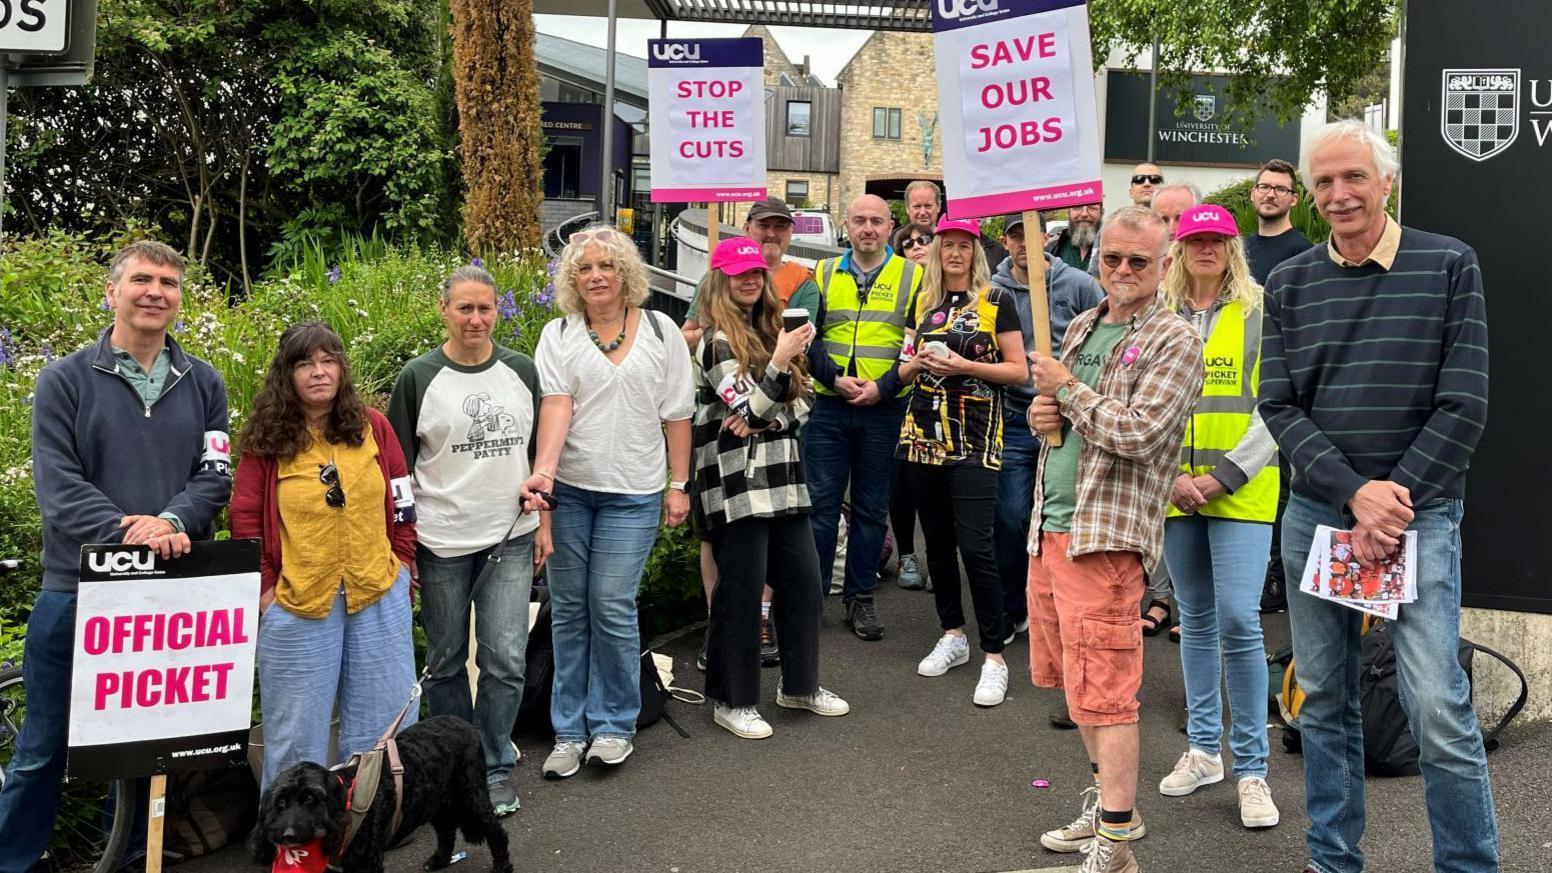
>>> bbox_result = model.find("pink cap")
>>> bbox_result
[1175,204,1239,241]
[934,216,981,238]
[710,237,768,276]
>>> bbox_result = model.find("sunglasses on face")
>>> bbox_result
[1100,252,1160,273]
[1131,174,1164,185]
[318,463,346,508]
[901,234,934,251]
[569,228,617,246]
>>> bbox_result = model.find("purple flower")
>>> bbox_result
[40,343,54,362]
[327,265,341,285]
[173,319,186,334]
[497,290,519,321]
[99,299,111,311]
[0,330,11,368]
[546,258,559,277]
[536,283,554,306]
[471,256,485,268]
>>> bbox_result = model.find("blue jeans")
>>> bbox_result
[0,591,76,873]
[803,393,906,602]
[257,566,419,791]
[1282,494,1497,873]
[547,482,660,743]
[418,533,535,782]
[994,411,1039,623]
[1164,515,1273,778]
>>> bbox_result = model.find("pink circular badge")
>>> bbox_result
[931,311,947,324]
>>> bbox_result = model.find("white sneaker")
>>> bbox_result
[776,684,850,716]
[917,633,970,677]
[973,659,1009,707]
[713,703,773,739]
[1158,748,1225,796]
[1238,777,1280,828]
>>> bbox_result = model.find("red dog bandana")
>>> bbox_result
[273,839,328,873]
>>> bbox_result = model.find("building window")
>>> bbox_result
[786,101,812,137]
[785,180,810,207]
[542,135,584,200]
[872,107,902,140]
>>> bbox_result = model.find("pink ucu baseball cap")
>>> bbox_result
[710,237,768,276]
[1176,204,1239,241]
[934,216,982,238]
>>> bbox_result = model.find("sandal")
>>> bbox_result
[1168,622,1182,644]
[1140,599,1172,637]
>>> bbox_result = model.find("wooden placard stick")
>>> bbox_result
[146,773,168,873]
[706,203,719,255]
[1022,209,1063,447]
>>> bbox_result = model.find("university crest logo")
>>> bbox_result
[1442,68,1520,161]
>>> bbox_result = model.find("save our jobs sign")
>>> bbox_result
[68,539,260,779]
[647,37,767,203]
[933,0,1103,218]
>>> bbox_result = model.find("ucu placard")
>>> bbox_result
[647,37,768,204]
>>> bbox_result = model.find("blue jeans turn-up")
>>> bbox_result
[1164,515,1273,778]
[1282,494,1497,873]
[418,533,535,782]
[257,566,420,791]
[547,482,660,743]
[994,411,1039,624]
[802,394,906,602]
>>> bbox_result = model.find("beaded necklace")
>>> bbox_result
[586,310,628,352]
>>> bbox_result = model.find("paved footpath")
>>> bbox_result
[187,581,1551,873]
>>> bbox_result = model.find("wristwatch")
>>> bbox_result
[1055,377,1080,404]
[669,480,688,492]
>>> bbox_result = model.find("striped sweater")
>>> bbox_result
[1259,225,1489,509]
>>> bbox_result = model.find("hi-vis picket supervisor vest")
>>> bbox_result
[814,254,921,397]
[1171,299,1279,522]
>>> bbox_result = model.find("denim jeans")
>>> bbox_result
[547,482,660,743]
[1164,515,1273,778]
[418,533,535,782]
[257,566,419,791]
[803,394,906,602]
[1282,494,1497,873]
[0,591,76,873]
[994,411,1039,624]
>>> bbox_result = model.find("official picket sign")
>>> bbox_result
[647,37,767,203]
[933,0,1102,218]
[68,539,260,780]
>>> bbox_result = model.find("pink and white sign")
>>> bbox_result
[933,0,1102,218]
[648,38,767,203]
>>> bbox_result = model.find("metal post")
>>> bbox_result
[1146,33,1159,162]
[653,16,666,265]
[1,62,9,246]
[599,0,619,224]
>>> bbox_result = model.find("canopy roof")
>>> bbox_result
[535,0,932,32]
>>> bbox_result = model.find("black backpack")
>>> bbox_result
[1357,624,1527,777]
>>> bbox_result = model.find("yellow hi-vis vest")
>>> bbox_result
[813,253,920,397]
[1170,299,1279,522]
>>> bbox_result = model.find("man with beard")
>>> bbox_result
[1047,202,1103,272]
[1242,159,1313,285]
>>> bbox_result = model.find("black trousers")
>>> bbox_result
[908,462,1008,654]
[707,514,822,707]
[890,459,918,554]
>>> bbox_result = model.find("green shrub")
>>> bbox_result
[1203,175,1333,244]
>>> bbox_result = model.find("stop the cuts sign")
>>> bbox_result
[934,0,1102,218]
[647,37,767,203]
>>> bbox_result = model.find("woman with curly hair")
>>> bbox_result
[231,320,419,790]
[520,225,694,777]
[692,237,849,740]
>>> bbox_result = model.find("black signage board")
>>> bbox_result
[1104,70,1302,168]
[1401,0,1552,613]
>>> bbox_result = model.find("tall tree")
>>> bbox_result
[450,0,545,253]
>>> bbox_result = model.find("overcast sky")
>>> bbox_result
[534,15,874,85]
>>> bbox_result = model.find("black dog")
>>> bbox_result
[250,716,513,873]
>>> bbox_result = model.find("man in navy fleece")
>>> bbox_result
[0,240,232,873]
[1260,120,1497,873]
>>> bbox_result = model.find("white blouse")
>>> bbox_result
[535,309,695,495]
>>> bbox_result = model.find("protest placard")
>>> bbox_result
[647,37,766,204]
[69,539,260,781]
[932,0,1103,219]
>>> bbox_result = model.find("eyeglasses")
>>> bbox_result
[569,228,617,246]
[1131,174,1164,185]
[318,463,345,508]
[901,234,934,251]
[1099,252,1161,273]
[1253,183,1296,197]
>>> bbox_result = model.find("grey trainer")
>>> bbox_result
[586,736,633,766]
[542,741,585,779]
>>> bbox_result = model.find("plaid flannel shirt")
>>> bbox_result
[690,332,812,533]
[1029,297,1203,572]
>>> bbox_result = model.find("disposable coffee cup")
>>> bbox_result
[924,340,950,358]
[783,308,810,332]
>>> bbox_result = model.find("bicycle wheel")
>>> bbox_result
[0,666,137,873]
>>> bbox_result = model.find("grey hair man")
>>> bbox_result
[1151,182,1202,238]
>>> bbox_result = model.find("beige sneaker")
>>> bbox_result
[1078,834,1141,873]
[1238,777,1280,828]
[1158,748,1224,796]
[1039,786,1147,852]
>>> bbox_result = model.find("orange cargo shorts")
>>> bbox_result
[1026,531,1146,726]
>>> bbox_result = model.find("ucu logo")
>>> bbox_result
[1191,209,1227,223]
[652,43,700,61]
[938,0,997,19]
[88,551,155,573]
